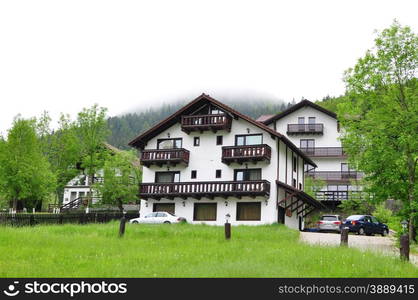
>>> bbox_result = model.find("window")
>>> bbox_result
[157,138,182,149]
[156,212,167,217]
[300,139,315,149]
[234,169,261,181]
[216,169,222,178]
[299,183,302,190]
[298,117,305,124]
[236,202,261,221]
[216,135,223,145]
[191,170,197,179]
[145,212,157,218]
[155,172,180,183]
[293,156,297,172]
[193,203,217,221]
[308,117,316,124]
[235,134,263,146]
[211,108,221,114]
[153,203,175,215]
[194,137,200,146]
[292,179,296,188]
[341,163,352,172]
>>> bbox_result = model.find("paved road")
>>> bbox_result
[300,231,418,266]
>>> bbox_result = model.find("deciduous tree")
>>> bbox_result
[339,20,418,240]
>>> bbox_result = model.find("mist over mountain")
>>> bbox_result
[107,93,296,150]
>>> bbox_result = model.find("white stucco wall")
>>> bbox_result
[140,115,305,229]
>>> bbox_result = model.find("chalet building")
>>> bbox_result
[129,94,325,229]
[259,100,364,207]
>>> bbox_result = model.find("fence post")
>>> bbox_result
[79,214,84,225]
[119,211,127,237]
[340,227,349,246]
[400,234,409,261]
[59,214,63,225]
[29,214,35,226]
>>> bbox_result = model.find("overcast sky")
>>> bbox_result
[0,0,417,134]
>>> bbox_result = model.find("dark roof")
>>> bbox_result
[128,93,317,167]
[261,99,337,125]
[256,114,275,122]
[276,180,326,209]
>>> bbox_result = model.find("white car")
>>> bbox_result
[129,211,186,224]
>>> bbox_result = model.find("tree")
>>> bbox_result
[37,113,83,204]
[339,20,418,240]
[0,118,56,210]
[93,150,141,211]
[76,105,110,199]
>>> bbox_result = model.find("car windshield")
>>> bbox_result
[321,216,338,221]
[346,215,363,221]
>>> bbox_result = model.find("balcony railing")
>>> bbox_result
[306,171,363,182]
[141,148,190,167]
[300,147,346,157]
[222,144,271,164]
[287,123,324,135]
[140,180,270,200]
[181,114,232,133]
[314,191,366,202]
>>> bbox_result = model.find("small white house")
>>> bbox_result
[128,94,325,229]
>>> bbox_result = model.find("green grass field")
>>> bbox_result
[0,222,417,277]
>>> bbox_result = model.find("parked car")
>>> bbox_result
[129,211,186,224]
[317,215,342,233]
[342,215,389,236]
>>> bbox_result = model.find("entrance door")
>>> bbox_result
[278,206,285,224]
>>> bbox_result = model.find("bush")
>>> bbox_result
[373,204,392,224]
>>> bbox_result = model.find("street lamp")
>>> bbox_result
[225,213,231,224]
[224,213,231,240]
[401,220,408,231]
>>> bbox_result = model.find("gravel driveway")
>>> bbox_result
[300,231,396,254]
[300,231,418,265]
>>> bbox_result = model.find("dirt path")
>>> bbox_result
[300,232,418,266]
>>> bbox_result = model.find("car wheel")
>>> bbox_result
[132,221,139,224]
[382,229,388,237]
[163,221,171,224]
[358,227,365,235]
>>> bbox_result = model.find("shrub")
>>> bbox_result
[373,204,392,224]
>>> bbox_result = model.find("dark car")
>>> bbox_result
[342,215,389,236]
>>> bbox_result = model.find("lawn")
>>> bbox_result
[0,222,417,277]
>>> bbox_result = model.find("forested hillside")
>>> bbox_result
[107,98,296,149]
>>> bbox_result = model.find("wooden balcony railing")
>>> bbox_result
[181,114,232,133]
[140,180,270,200]
[287,123,324,134]
[141,148,190,167]
[222,144,271,164]
[314,191,366,202]
[306,171,364,182]
[300,147,346,157]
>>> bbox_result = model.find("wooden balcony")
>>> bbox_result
[300,147,346,157]
[181,114,232,133]
[306,171,364,182]
[222,144,271,165]
[287,124,324,135]
[140,180,270,200]
[315,191,366,202]
[140,148,190,167]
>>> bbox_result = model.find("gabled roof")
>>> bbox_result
[261,99,337,125]
[128,93,317,167]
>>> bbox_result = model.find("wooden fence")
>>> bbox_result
[0,211,139,227]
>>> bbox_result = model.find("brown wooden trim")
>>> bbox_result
[141,148,190,167]
[285,145,288,185]
[140,180,271,200]
[222,144,271,165]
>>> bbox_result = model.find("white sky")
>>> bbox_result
[0,0,417,134]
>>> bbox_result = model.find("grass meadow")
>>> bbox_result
[0,222,417,277]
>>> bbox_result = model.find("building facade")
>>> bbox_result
[260,100,364,207]
[129,94,324,229]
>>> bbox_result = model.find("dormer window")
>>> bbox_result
[298,117,305,124]
[308,117,316,124]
